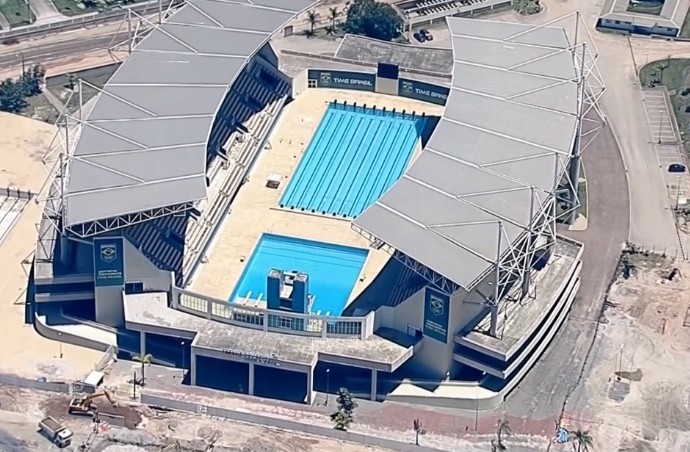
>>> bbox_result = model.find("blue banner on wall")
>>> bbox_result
[93,237,125,287]
[423,287,450,343]
[398,78,449,105]
[308,69,376,92]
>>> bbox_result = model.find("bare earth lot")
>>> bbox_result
[571,251,690,452]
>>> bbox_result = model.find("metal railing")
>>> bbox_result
[172,287,374,340]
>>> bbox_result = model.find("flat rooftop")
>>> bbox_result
[278,52,450,86]
[462,237,583,357]
[63,0,315,228]
[334,35,453,75]
[190,88,443,307]
[124,292,416,372]
[599,0,688,29]
[354,17,579,292]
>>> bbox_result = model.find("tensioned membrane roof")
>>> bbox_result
[354,17,580,291]
[64,0,315,227]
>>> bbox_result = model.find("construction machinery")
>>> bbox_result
[38,416,73,448]
[68,390,115,415]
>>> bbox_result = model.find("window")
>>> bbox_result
[124,282,144,294]
[307,79,317,88]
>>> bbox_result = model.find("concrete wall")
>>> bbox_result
[141,392,446,452]
[0,373,71,393]
[292,69,308,97]
[95,239,172,327]
[597,18,678,37]
[375,77,398,96]
[258,42,279,67]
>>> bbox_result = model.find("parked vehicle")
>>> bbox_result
[413,31,426,42]
[38,417,73,448]
[420,28,433,40]
[669,163,686,173]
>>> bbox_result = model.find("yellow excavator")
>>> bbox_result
[68,390,115,415]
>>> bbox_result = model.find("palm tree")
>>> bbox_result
[329,7,339,29]
[133,353,152,386]
[496,419,512,450]
[306,10,319,36]
[572,429,593,452]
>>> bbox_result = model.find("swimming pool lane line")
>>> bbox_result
[280,108,339,208]
[351,120,409,216]
[303,112,363,212]
[325,115,388,215]
[345,117,400,217]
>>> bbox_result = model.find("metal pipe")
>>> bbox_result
[489,221,502,337]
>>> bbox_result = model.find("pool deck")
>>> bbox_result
[191,89,443,306]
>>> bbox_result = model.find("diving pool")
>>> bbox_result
[280,101,426,218]
[229,234,368,316]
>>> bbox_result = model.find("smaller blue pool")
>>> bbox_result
[229,234,368,316]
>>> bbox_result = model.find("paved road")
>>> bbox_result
[0,28,126,68]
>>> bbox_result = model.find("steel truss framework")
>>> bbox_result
[38,1,196,240]
[354,12,605,337]
[38,80,202,239]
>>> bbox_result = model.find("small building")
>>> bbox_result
[597,0,688,37]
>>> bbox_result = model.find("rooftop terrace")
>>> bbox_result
[124,292,418,372]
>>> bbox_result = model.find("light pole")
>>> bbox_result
[658,109,664,144]
[58,332,63,359]
[676,174,682,211]
[181,341,186,381]
[325,368,330,406]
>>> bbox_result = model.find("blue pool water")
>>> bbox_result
[280,102,426,218]
[229,234,368,316]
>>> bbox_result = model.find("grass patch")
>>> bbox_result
[46,63,119,113]
[49,0,98,16]
[21,94,60,124]
[0,0,35,28]
[640,58,690,155]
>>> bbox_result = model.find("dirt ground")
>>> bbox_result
[0,384,391,451]
[576,251,690,452]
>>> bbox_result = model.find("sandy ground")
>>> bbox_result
[0,384,391,452]
[567,252,690,452]
[0,113,101,380]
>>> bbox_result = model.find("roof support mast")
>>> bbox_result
[567,40,588,224]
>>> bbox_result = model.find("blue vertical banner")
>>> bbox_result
[93,237,125,287]
[423,287,450,343]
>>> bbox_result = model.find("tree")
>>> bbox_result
[18,63,45,97]
[496,419,512,450]
[306,10,319,36]
[329,7,340,29]
[133,353,152,386]
[571,429,593,452]
[331,387,357,431]
[413,418,426,446]
[66,73,77,91]
[654,56,671,84]
[344,0,402,42]
[0,78,27,113]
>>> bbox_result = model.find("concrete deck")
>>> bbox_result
[190,88,443,307]
[124,292,418,372]
[462,238,583,358]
